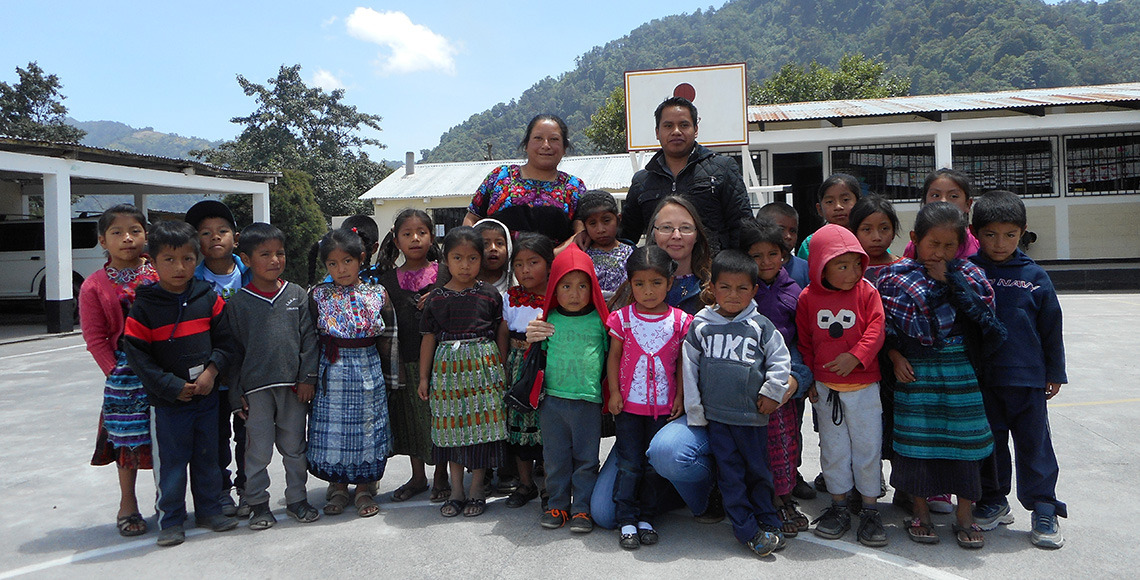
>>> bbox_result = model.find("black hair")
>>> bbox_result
[817,173,862,203]
[441,225,484,257]
[971,190,1026,230]
[625,245,677,280]
[576,190,620,221]
[511,231,555,266]
[756,201,798,222]
[317,228,366,265]
[739,218,789,257]
[914,201,968,245]
[473,220,507,241]
[377,208,442,271]
[518,114,573,153]
[710,249,759,285]
[645,195,712,283]
[98,204,147,235]
[237,222,286,256]
[848,194,900,238]
[654,96,698,128]
[147,219,199,257]
[341,215,380,263]
[922,168,973,204]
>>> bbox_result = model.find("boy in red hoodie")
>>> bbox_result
[525,245,610,534]
[795,224,886,547]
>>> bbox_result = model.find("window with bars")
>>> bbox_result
[1064,132,1140,197]
[829,143,935,201]
[724,149,768,186]
[952,137,1059,198]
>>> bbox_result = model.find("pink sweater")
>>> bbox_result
[79,269,125,376]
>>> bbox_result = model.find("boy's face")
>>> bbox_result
[240,239,286,286]
[817,185,856,227]
[583,210,619,250]
[925,176,972,214]
[197,216,237,261]
[153,243,199,294]
[554,270,592,313]
[975,222,1024,263]
[747,241,785,285]
[770,213,798,252]
[822,251,863,291]
[480,230,508,273]
[712,271,757,318]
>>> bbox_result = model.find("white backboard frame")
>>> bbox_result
[625,63,749,151]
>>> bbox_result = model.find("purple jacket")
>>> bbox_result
[754,267,812,395]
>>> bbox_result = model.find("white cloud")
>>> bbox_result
[345,7,456,75]
[312,69,346,91]
[322,15,338,28]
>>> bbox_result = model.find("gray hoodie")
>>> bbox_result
[682,300,790,427]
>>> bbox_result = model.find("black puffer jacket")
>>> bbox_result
[619,143,751,252]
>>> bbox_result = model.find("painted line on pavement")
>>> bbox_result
[0,529,210,579]
[0,343,84,361]
[1052,397,1140,408]
[792,534,969,580]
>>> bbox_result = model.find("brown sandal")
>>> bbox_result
[324,489,351,515]
[355,493,380,518]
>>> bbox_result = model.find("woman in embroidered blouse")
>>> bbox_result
[463,114,586,247]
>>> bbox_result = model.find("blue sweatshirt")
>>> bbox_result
[682,300,790,427]
[970,249,1066,388]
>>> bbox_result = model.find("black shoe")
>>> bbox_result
[505,484,539,508]
[813,473,828,494]
[858,509,888,547]
[812,503,851,540]
[758,523,788,552]
[792,475,817,500]
[694,487,725,524]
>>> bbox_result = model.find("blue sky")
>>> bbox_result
[2,1,729,162]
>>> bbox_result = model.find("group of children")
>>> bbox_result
[80,172,1067,557]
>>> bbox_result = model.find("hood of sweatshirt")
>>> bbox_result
[807,224,869,293]
[135,277,215,310]
[543,244,610,322]
[693,298,758,326]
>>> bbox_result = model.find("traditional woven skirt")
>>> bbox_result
[890,343,992,500]
[766,402,799,497]
[91,350,152,469]
[433,441,504,470]
[428,338,508,449]
[387,362,435,464]
[308,346,391,484]
[505,343,543,458]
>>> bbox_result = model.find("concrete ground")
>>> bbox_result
[0,293,1136,579]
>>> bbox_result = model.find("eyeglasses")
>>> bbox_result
[654,224,697,236]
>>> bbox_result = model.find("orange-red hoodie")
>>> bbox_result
[795,224,885,387]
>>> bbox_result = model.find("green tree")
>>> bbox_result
[584,86,627,154]
[196,64,390,217]
[223,169,327,284]
[0,61,85,142]
[749,53,910,105]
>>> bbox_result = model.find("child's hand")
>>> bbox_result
[757,395,779,415]
[177,383,196,402]
[782,376,798,405]
[889,350,915,383]
[607,396,623,415]
[418,378,430,401]
[823,352,860,377]
[807,385,819,404]
[1046,382,1062,399]
[924,259,949,282]
[192,365,217,396]
[295,382,315,404]
[415,293,428,310]
[526,316,555,343]
[669,396,684,420]
[236,395,249,420]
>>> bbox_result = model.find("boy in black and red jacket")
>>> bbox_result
[124,220,239,547]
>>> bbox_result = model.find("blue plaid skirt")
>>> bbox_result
[308,346,391,484]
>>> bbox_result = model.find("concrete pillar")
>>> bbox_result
[43,172,73,333]
[935,130,953,169]
[253,189,270,223]
[0,181,21,215]
[133,193,149,221]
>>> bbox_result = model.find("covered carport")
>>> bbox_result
[0,138,277,333]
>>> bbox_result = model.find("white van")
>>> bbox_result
[0,217,106,307]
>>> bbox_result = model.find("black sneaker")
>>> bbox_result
[569,512,594,533]
[812,503,851,540]
[857,509,888,547]
[505,484,539,508]
[791,475,817,500]
[540,508,568,529]
[758,523,788,552]
[813,473,828,494]
[746,529,780,557]
[694,486,725,524]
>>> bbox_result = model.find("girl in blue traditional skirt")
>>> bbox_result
[419,226,508,518]
[877,202,1006,549]
[309,228,399,518]
[80,204,159,537]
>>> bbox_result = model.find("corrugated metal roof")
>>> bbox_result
[747,82,1140,123]
[360,154,639,201]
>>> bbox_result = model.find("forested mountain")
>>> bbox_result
[423,0,1140,162]
[67,119,222,159]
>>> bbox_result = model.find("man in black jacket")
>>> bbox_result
[619,96,751,252]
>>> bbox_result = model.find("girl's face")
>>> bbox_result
[818,184,856,227]
[524,119,566,172]
[325,248,363,286]
[747,241,785,285]
[652,203,697,264]
[630,269,672,313]
[583,210,619,249]
[447,242,482,285]
[855,212,895,260]
[925,177,972,214]
[480,229,508,273]
[512,248,549,294]
[395,217,432,263]
[99,214,146,267]
[911,225,962,265]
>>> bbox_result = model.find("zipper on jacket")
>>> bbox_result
[672,180,676,192]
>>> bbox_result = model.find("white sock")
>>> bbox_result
[621,525,637,535]
[637,521,654,531]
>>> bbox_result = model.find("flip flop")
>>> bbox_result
[463,498,486,517]
[952,523,985,549]
[324,489,351,515]
[440,499,464,517]
[390,482,429,503]
[355,493,380,518]
[905,517,940,544]
[117,513,147,537]
[429,485,451,503]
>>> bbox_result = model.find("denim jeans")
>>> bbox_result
[611,413,670,526]
[646,418,715,516]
